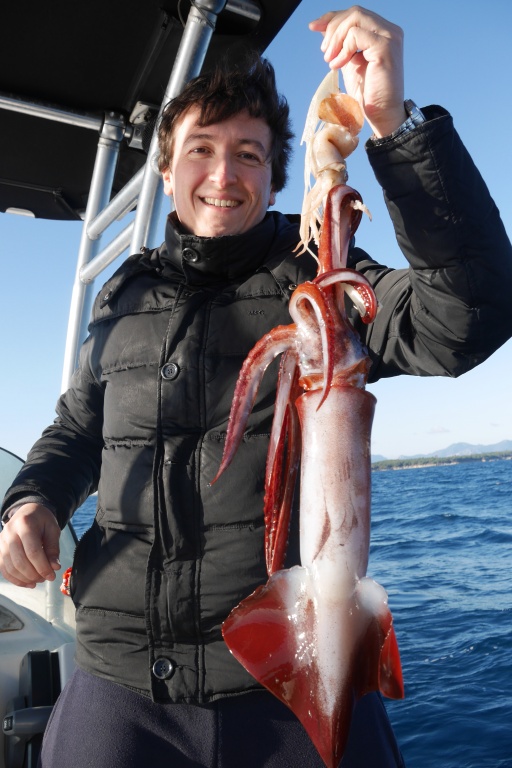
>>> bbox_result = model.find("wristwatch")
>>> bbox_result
[369,99,427,146]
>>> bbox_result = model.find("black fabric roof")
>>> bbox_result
[0,0,301,220]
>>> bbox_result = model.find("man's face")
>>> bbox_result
[161,108,276,238]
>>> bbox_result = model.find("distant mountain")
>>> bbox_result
[398,440,512,460]
[371,454,387,463]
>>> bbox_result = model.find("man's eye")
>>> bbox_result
[239,152,262,163]
[190,147,210,155]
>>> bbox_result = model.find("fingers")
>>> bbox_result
[310,10,357,69]
[324,25,385,73]
[0,504,61,588]
[310,7,403,69]
[308,10,338,34]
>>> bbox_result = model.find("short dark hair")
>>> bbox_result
[157,53,294,193]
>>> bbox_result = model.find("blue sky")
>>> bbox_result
[1,0,511,460]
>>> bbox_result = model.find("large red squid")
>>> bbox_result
[211,182,404,767]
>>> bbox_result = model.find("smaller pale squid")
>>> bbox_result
[297,69,368,255]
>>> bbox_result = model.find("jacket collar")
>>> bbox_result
[157,212,279,285]
[94,210,319,316]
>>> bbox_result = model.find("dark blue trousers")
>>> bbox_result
[38,668,404,767]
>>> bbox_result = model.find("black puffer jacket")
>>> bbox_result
[3,108,512,702]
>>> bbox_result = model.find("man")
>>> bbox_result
[1,8,512,767]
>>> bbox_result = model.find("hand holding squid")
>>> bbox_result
[310,6,406,138]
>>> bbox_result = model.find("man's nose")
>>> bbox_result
[209,155,237,186]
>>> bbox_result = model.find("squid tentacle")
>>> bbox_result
[263,359,302,575]
[264,350,299,490]
[289,282,336,408]
[314,268,378,324]
[210,325,295,485]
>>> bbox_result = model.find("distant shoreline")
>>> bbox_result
[371,451,512,471]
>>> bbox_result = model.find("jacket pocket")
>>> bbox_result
[70,519,150,615]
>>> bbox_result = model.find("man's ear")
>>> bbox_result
[269,188,276,207]
[162,167,173,197]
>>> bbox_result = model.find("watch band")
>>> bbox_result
[404,98,426,127]
[369,99,426,146]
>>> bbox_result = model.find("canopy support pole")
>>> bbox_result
[60,113,125,391]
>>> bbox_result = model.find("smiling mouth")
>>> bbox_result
[202,197,241,208]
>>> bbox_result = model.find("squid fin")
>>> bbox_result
[352,577,404,701]
[222,570,403,768]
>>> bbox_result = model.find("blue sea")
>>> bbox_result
[72,459,512,768]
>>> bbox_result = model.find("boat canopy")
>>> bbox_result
[1,0,301,221]
[1,0,302,388]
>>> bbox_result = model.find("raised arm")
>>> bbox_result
[309,8,512,380]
